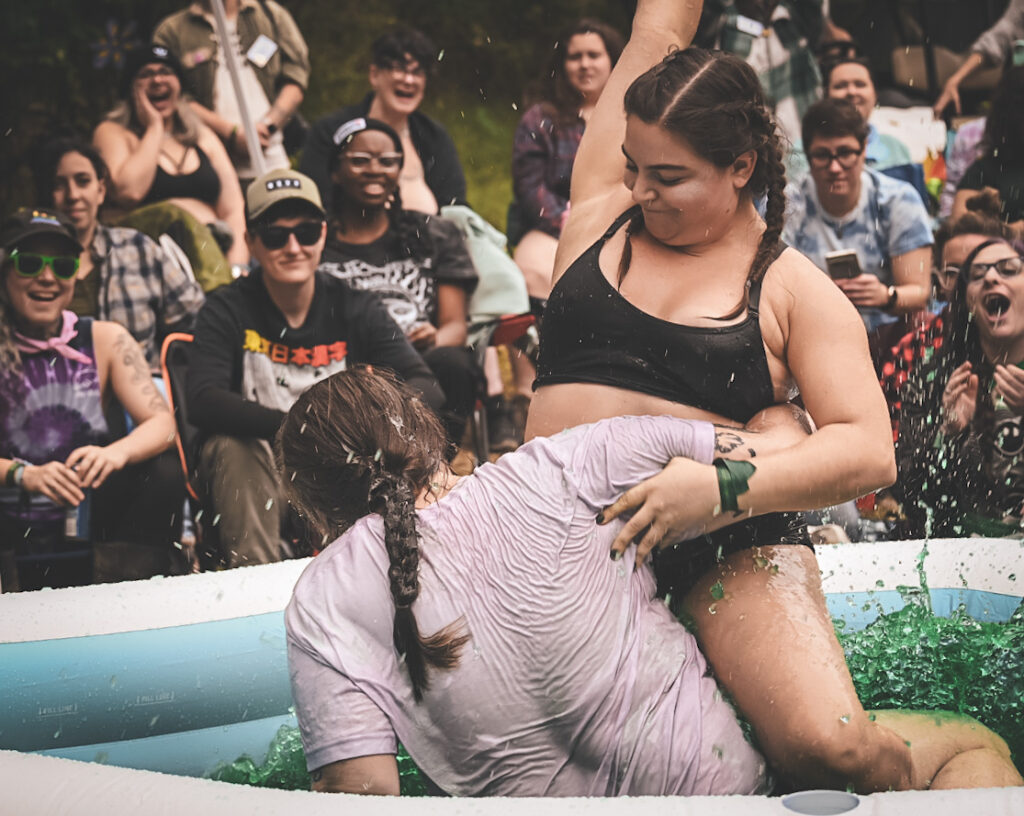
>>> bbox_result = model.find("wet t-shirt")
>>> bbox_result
[286,415,768,797]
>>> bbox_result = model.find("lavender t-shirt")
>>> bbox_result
[286,415,767,797]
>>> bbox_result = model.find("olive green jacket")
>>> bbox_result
[153,0,309,110]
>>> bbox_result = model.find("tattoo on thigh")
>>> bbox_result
[310,768,323,782]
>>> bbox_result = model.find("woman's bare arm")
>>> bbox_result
[93,118,163,208]
[604,255,895,561]
[199,125,248,266]
[311,755,400,795]
[553,0,704,283]
[96,322,176,465]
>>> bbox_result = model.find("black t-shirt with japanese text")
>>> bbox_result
[186,268,443,441]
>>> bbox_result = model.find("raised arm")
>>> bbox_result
[93,106,163,208]
[554,0,704,280]
[199,126,248,267]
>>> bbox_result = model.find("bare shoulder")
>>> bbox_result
[92,319,133,348]
[94,321,146,366]
[759,246,866,350]
[196,123,225,154]
[764,247,860,318]
[93,119,132,147]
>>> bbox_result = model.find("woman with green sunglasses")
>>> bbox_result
[0,207,185,592]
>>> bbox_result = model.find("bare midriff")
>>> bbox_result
[525,381,737,441]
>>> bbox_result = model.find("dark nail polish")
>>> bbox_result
[596,512,605,524]
[610,549,622,562]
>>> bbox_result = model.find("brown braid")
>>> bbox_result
[368,470,468,700]
[749,126,788,286]
[275,366,469,702]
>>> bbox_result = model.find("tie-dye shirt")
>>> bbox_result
[783,166,933,332]
[0,318,110,526]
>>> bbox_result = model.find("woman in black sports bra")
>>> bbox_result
[94,44,248,268]
[526,0,1014,797]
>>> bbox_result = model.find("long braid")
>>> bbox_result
[389,186,435,260]
[749,133,788,286]
[369,468,468,701]
[616,208,645,286]
[275,366,470,704]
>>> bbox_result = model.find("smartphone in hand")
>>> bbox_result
[824,249,862,280]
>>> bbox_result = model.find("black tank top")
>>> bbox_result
[534,207,783,424]
[143,144,221,208]
[534,207,809,595]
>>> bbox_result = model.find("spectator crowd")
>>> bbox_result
[2,0,1023,596]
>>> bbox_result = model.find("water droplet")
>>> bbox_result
[839,714,850,724]
[708,603,718,615]
[265,499,274,511]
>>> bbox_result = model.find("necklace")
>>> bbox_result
[160,142,192,173]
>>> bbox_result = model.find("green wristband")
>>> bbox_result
[713,458,756,513]
[5,460,24,488]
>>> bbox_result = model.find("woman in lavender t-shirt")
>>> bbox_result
[278,366,778,797]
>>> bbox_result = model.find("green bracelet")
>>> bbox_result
[713,458,756,513]
[5,460,25,488]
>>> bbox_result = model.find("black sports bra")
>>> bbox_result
[143,144,221,208]
[534,207,785,424]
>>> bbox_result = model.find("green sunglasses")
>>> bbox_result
[9,249,80,280]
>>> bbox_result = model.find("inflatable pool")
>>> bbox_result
[0,539,1021,814]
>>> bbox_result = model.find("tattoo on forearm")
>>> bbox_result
[713,427,757,458]
[714,430,744,454]
[310,769,323,782]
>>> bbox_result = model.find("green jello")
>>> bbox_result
[838,602,1023,766]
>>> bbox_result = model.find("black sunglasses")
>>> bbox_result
[256,221,323,250]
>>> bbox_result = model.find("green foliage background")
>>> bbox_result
[0,0,633,229]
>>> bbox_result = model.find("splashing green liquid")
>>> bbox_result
[838,602,1023,767]
[210,602,1024,793]
[208,726,433,795]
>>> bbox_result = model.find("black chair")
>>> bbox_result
[160,333,200,502]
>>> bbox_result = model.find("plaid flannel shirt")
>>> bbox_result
[512,104,585,238]
[91,225,205,369]
[698,1,824,146]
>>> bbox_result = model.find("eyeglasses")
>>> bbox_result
[386,62,426,80]
[135,66,176,82]
[256,222,323,250]
[807,146,863,168]
[344,152,403,169]
[9,249,79,280]
[966,256,1024,282]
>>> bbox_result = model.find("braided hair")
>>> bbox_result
[619,48,787,314]
[275,366,468,701]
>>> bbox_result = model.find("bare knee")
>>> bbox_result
[930,747,1024,789]
[765,716,912,792]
